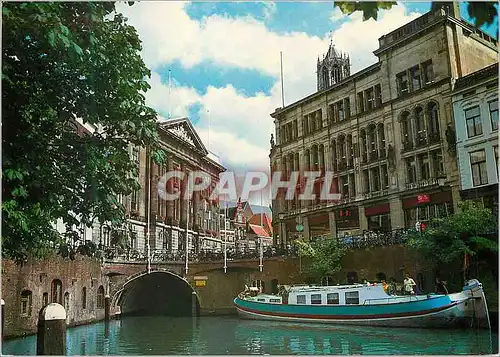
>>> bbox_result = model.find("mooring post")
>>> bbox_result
[36,303,66,355]
[191,291,197,317]
[104,294,110,321]
[1,299,5,341]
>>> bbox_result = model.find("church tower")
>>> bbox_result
[317,41,350,91]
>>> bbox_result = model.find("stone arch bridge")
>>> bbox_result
[104,257,302,317]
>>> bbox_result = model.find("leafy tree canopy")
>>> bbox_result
[334,2,498,29]
[296,238,346,280]
[407,200,497,267]
[2,2,164,261]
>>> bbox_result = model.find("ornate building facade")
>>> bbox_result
[317,41,350,91]
[96,117,226,257]
[269,6,498,247]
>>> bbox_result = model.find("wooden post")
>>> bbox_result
[191,291,197,317]
[1,299,5,340]
[36,303,66,355]
[104,295,110,321]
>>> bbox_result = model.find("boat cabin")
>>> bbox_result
[285,284,390,305]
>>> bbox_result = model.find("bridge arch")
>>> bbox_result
[113,269,200,316]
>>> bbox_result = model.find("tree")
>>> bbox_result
[407,200,497,273]
[334,2,498,29]
[2,3,165,261]
[296,238,346,281]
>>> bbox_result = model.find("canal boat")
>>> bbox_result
[234,279,490,329]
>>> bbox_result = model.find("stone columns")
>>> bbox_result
[359,206,368,232]
[389,196,405,229]
[328,211,337,239]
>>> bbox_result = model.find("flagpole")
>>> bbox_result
[146,147,151,274]
[168,69,172,119]
[280,51,285,108]
[259,190,263,272]
[224,200,227,274]
[185,176,190,276]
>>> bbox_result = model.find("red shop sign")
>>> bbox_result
[417,194,430,204]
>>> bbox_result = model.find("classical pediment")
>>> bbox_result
[158,117,208,155]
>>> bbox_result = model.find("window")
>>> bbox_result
[131,189,139,211]
[51,279,63,304]
[381,165,389,189]
[397,71,409,96]
[465,106,482,138]
[470,150,488,186]
[415,107,425,144]
[96,285,105,309]
[371,167,380,192]
[357,92,365,113]
[296,295,306,304]
[270,298,281,303]
[489,100,498,131]
[495,146,498,177]
[20,290,32,317]
[363,169,370,193]
[257,298,266,302]
[344,97,351,118]
[400,112,413,149]
[337,101,345,121]
[427,102,440,141]
[422,60,434,84]
[431,150,444,177]
[42,292,48,307]
[418,153,430,180]
[327,293,340,305]
[311,294,322,305]
[349,173,356,197]
[406,157,416,184]
[365,88,375,111]
[82,287,87,310]
[374,84,382,108]
[411,65,422,91]
[345,291,360,305]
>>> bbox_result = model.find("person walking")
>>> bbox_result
[403,273,417,295]
[435,278,449,294]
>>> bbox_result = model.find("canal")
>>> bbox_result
[2,316,497,355]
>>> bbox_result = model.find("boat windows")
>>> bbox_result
[269,298,281,303]
[297,295,306,304]
[257,298,266,302]
[311,294,322,305]
[345,291,360,305]
[327,293,340,305]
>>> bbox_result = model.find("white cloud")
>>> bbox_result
[119,2,423,176]
[330,7,348,23]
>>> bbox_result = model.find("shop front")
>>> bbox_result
[403,191,454,228]
[335,207,360,237]
[364,202,391,232]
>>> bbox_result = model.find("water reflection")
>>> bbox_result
[2,316,497,355]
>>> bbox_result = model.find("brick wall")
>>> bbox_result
[1,256,108,338]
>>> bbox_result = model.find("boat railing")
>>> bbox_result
[362,295,421,305]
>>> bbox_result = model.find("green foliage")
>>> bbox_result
[334,1,498,28]
[407,200,497,267]
[296,238,346,279]
[2,2,164,262]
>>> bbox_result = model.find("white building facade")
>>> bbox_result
[452,63,498,215]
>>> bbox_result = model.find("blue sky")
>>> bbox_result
[118,1,498,192]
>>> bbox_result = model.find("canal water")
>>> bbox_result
[2,315,497,355]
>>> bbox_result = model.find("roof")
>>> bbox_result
[157,117,208,155]
[454,63,498,92]
[248,224,270,238]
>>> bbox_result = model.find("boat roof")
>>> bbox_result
[287,283,373,293]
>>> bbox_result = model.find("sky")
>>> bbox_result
[116,1,498,204]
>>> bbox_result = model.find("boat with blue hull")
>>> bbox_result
[234,279,490,329]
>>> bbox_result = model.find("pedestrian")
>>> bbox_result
[403,273,417,295]
[381,279,389,293]
[387,277,397,295]
[435,278,448,295]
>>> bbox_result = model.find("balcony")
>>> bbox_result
[369,151,379,161]
[405,178,438,190]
